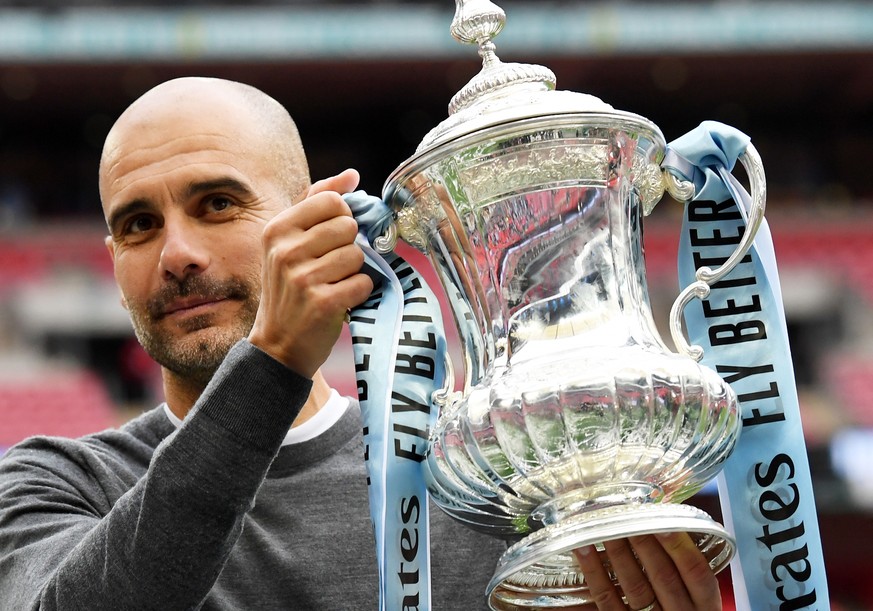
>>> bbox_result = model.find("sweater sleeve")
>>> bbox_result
[0,340,312,611]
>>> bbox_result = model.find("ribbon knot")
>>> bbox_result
[344,190,395,245]
[663,120,751,205]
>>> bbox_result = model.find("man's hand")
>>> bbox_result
[573,532,721,611]
[248,169,374,378]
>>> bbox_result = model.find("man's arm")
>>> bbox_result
[0,341,310,611]
[0,169,372,610]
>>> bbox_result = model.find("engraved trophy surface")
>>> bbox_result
[382,1,761,607]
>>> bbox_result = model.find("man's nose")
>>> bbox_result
[159,221,210,281]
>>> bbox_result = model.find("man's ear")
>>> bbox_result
[104,235,116,265]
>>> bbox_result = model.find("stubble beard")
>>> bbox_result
[127,274,260,388]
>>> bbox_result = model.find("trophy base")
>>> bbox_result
[486,503,734,610]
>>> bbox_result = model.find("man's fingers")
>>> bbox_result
[629,532,720,611]
[651,532,721,609]
[571,546,626,611]
[291,244,367,287]
[308,168,360,197]
[267,192,355,238]
[602,539,658,611]
[571,533,721,611]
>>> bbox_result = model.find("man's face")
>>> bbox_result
[101,97,294,385]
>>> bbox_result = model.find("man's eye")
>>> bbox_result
[127,216,155,235]
[206,196,234,213]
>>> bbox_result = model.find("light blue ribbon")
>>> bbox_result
[344,191,447,611]
[667,122,830,610]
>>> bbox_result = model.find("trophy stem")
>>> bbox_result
[479,41,500,69]
[532,482,663,526]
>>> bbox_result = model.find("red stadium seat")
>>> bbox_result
[0,371,119,454]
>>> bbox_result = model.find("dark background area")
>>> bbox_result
[1,49,871,218]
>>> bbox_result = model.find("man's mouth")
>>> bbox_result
[146,276,250,322]
[159,296,227,318]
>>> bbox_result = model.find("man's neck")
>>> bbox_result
[163,370,204,421]
[290,370,332,427]
[163,367,332,428]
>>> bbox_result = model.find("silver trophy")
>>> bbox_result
[381,1,766,608]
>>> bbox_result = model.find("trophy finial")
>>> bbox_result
[450,0,505,47]
[450,0,506,71]
[448,0,556,115]
[412,0,611,151]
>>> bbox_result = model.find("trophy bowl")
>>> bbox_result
[382,1,749,607]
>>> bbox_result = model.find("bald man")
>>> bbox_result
[0,77,505,610]
[0,78,721,610]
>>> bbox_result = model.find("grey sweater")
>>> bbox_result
[0,340,505,610]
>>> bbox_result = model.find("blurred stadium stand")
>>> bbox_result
[0,1,871,606]
[0,369,118,454]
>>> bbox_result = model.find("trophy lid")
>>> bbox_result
[415,0,616,153]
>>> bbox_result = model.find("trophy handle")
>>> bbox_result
[666,143,767,361]
[373,221,398,254]
[432,351,461,413]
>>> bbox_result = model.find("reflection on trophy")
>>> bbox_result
[382,0,765,608]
